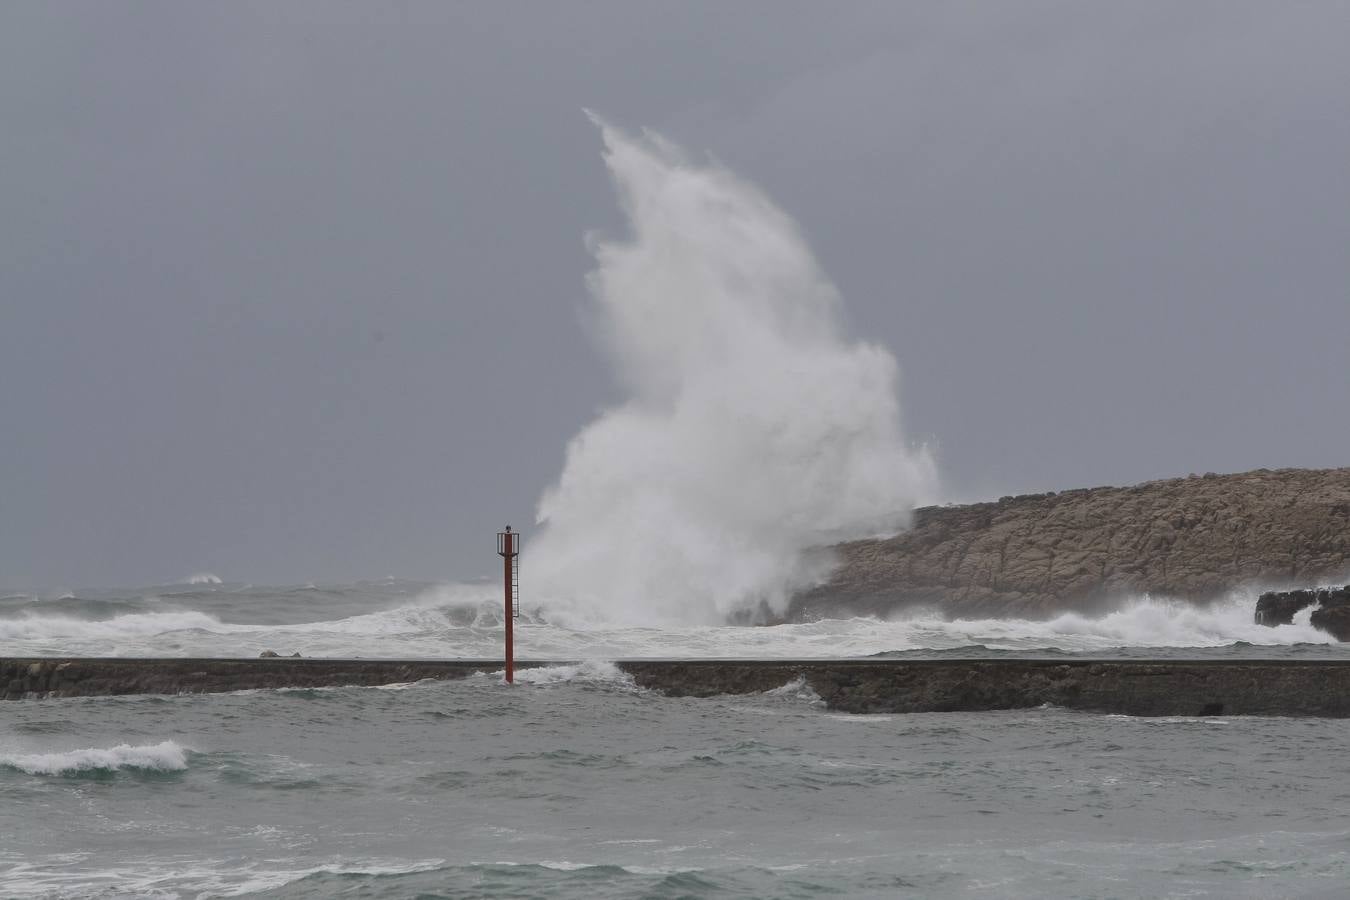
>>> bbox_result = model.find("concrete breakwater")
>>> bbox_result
[8,657,1350,716]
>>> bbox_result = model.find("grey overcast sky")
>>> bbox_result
[3,2,1348,589]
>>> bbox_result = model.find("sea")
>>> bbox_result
[4,578,1350,899]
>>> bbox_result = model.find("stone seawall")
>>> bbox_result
[0,658,495,701]
[8,657,1350,717]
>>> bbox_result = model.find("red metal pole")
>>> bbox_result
[503,530,514,684]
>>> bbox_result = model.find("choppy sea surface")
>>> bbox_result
[4,579,1350,898]
[2,577,1346,660]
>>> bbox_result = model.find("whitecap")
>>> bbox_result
[762,675,822,702]
[506,660,635,688]
[0,610,235,642]
[0,740,189,775]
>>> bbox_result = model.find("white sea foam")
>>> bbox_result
[0,857,447,899]
[527,117,937,627]
[0,741,189,775]
[506,660,635,687]
[184,573,223,585]
[769,593,1334,656]
[0,610,234,642]
[0,586,1336,659]
[763,675,823,703]
[1037,594,1300,644]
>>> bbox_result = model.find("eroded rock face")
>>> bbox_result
[789,467,1350,621]
[1255,586,1350,640]
[1255,591,1319,626]
[1311,600,1350,641]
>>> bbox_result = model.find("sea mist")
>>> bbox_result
[530,117,936,626]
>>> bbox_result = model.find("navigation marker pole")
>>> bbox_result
[496,526,520,683]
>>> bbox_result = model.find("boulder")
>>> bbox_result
[1310,588,1350,641]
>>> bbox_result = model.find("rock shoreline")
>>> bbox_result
[8,657,1350,717]
[1255,586,1350,640]
[792,467,1350,621]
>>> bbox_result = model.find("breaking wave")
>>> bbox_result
[0,610,233,642]
[0,741,189,776]
[1,580,1338,659]
[882,594,1334,650]
[504,660,636,687]
[527,117,936,627]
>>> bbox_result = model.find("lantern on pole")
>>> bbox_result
[496,526,520,683]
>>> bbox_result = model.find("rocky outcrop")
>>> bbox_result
[1256,586,1350,640]
[1254,590,1318,626]
[1313,594,1350,641]
[790,467,1350,621]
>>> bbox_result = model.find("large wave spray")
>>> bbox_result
[529,118,937,625]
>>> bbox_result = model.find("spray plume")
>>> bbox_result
[529,117,937,626]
